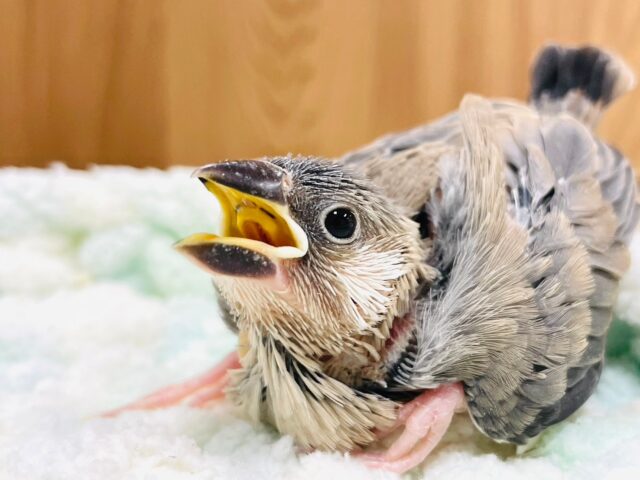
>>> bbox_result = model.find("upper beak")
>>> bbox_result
[175,160,308,284]
[194,160,288,204]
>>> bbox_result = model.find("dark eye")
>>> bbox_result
[323,207,358,242]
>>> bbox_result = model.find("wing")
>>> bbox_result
[465,104,639,443]
[384,95,639,444]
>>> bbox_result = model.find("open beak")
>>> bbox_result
[175,160,308,285]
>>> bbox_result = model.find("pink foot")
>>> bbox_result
[357,383,465,473]
[103,351,240,417]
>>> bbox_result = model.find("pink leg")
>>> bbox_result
[103,351,240,417]
[357,383,465,473]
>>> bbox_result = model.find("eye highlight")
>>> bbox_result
[322,206,359,242]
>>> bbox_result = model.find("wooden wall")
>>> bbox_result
[2,0,640,168]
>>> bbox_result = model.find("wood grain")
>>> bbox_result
[2,0,640,168]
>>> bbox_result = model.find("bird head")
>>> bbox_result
[176,156,428,375]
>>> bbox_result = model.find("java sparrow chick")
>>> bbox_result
[108,45,639,473]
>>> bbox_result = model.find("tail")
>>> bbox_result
[530,44,636,128]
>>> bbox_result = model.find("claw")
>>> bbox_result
[356,383,465,473]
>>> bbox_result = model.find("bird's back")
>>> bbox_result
[341,45,639,444]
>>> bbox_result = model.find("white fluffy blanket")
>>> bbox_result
[1,165,640,480]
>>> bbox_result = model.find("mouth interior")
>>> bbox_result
[192,180,308,258]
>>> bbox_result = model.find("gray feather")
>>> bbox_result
[339,45,638,445]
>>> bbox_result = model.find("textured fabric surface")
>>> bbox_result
[1,165,639,480]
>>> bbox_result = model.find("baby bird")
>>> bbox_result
[108,45,639,473]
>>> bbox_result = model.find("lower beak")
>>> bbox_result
[174,160,308,287]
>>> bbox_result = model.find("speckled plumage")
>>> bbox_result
[341,46,639,444]
[203,45,639,453]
